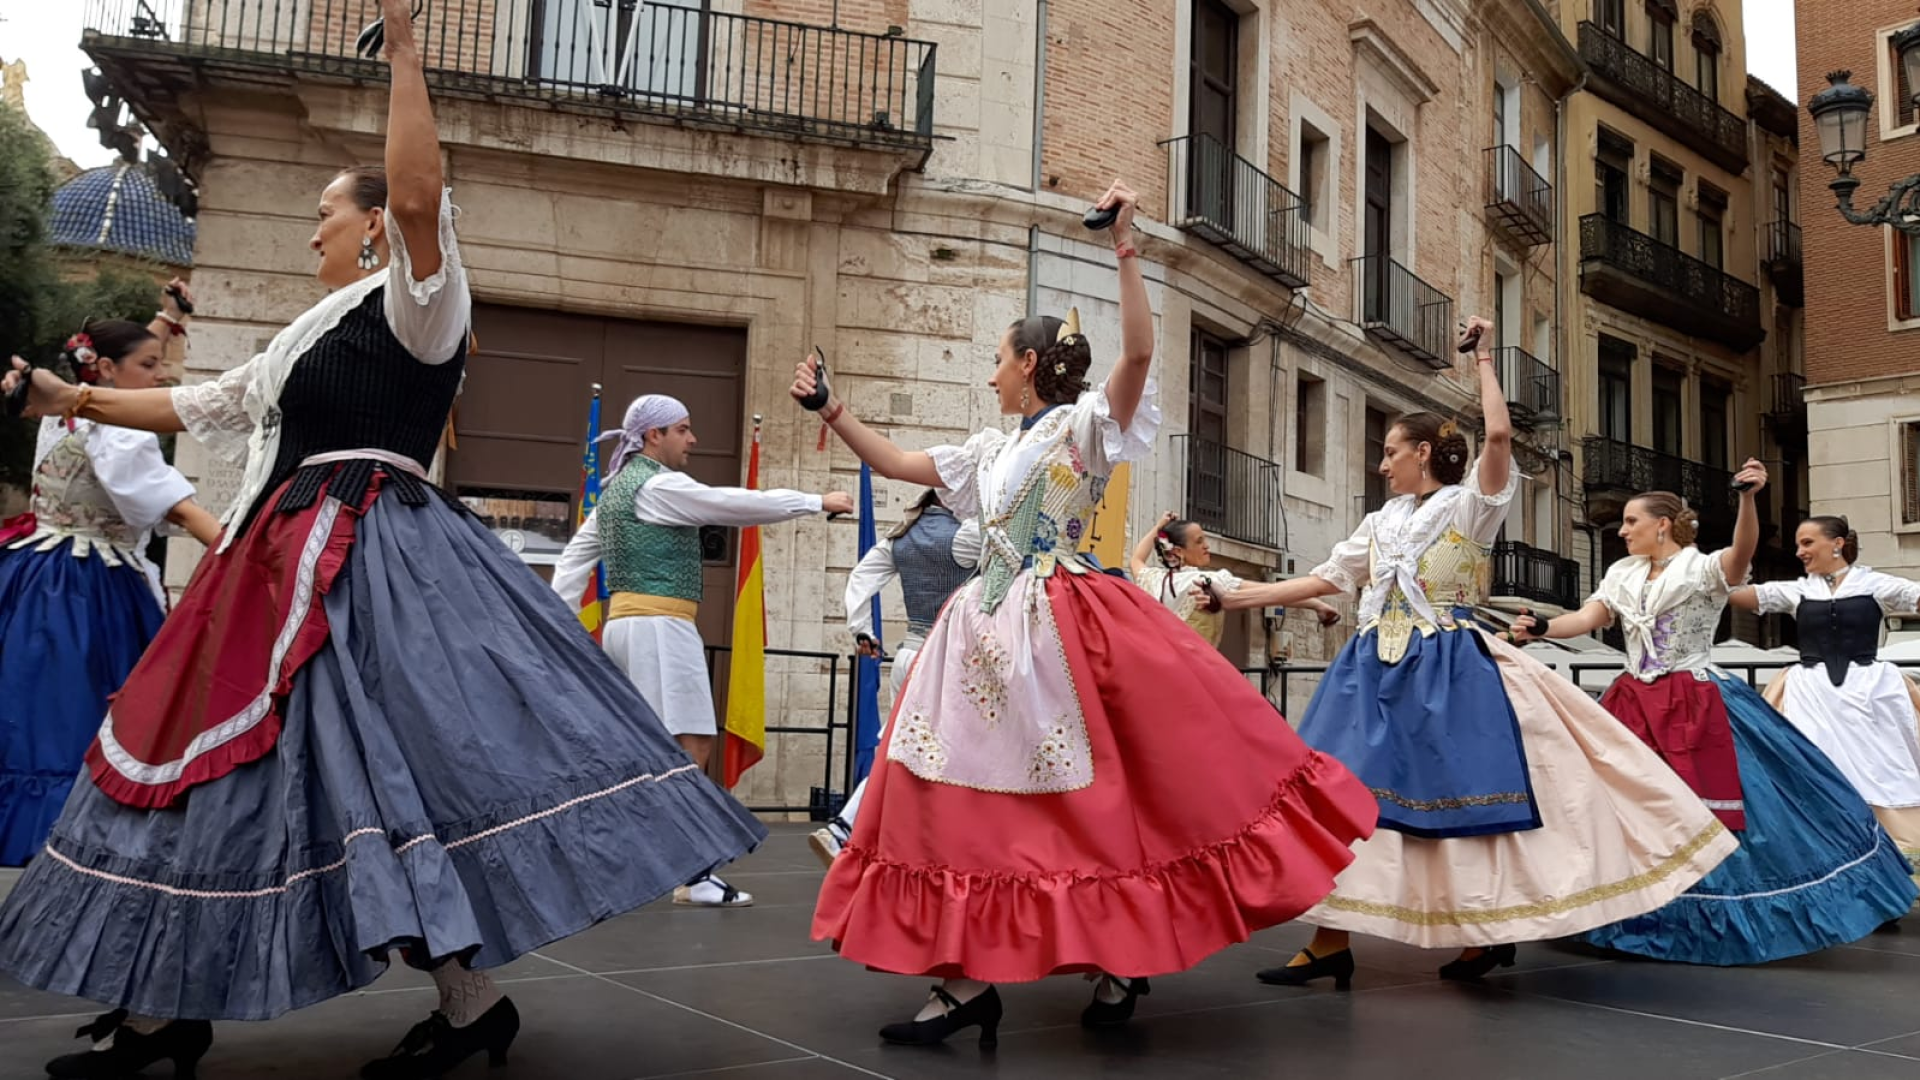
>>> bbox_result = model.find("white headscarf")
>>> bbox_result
[601,394,689,477]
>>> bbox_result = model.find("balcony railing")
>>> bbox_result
[1582,436,1738,544]
[1351,254,1454,368]
[81,0,937,151]
[1485,146,1553,247]
[1766,221,1804,306]
[1163,133,1311,289]
[1171,434,1284,550]
[1495,347,1561,426]
[1579,215,1763,352]
[1577,21,1747,173]
[1491,541,1581,610]
[1766,371,1808,450]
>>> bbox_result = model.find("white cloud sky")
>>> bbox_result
[1747,0,1799,99]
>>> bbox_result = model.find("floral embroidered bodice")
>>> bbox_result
[1591,547,1740,681]
[1312,456,1517,663]
[29,430,141,549]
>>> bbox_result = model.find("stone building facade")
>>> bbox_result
[81,0,1599,812]
[1795,0,1920,591]
[1544,0,1806,632]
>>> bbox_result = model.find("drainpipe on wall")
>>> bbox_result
[1027,0,1048,315]
[1553,71,1589,568]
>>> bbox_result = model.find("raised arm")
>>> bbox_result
[1132,510,1177,576]
[379,0,443,284]
[790,358,943,488]
[1718,459,1767,586]
[149,278,192,380]
[1098,181,1153,432]
[1464,316,1511,498]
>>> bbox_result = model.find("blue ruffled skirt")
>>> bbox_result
[1585,674,1918,965]
[0,491,767,1020]
[0,542,164,866]
[1297,612,1540,838]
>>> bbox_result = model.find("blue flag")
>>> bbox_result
[853,463,884,784]
[575,385,610,639]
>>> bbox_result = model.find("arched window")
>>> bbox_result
[1691,11,1722,102]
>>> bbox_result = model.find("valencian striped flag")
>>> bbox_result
[722,416,769,787]
[575,384,609,642]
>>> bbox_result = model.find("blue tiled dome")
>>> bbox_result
[48,163,195,267]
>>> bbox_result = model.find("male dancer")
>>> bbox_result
[811,490,980,865]
[554,394,852,905]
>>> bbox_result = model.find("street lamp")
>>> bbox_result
[1810,52,1920,234]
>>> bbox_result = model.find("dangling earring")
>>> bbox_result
[359,236,380,271]
[1657,528,1667,548]
[1020,382,1030,411]
[1833,547,1844,559]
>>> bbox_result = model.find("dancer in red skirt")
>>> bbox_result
[789,180,1377,1046]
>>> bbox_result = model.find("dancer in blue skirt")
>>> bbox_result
[1514,470,1917,964]
[0,4,764,1076]
[0,310,221,866]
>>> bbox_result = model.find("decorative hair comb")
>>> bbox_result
[1057,307,1082,343]
[1437,419,1457,439]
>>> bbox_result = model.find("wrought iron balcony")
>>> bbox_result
[1351,254,1453,369]
[1766,221,1804,306]
[1171,434,1284,550]
[1577,21,1748,174]
[81,0,937,153]
[1582,436,1738,545]
[1491,541,1581,611]
[1485,146,1553,248]
[1495,347,1561,427]
[1163,133,1311,289]
[1766,371,1808,451]
[1579,215,1764,352]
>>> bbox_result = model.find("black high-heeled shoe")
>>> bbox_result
[360,997,520,1079]
[878,985,1002,1048]
[1081,975,1152,1027]
[1254,948,1355,990]
[45,1013,213,1079]
[1437,943,1518,981]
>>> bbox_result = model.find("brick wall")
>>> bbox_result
[1798,0,1920,386]
[1038,0,1178,207]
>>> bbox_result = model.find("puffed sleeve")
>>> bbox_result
[1310,514,1375,593]
[170,354,261,466]
[1585,559,1632,616]
[1749,579,1803,617]
[85,426,196,534]
[1868,570,1920,614]
[382,188,471,366]
[1695,546,1745,597]
[1071,375,1162,478]
[1453,453,1520,545]
[924,428,1004,521]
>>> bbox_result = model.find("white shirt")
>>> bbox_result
[33,417,195,535]
[844,518,984,638]
[1751,566,1920,619]
[171,190,469,550]
[551,466,820,602]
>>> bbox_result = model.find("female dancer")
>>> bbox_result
[1514,485,1917,963]
[0,310,221,866]
[793,180,1377,1045]
[1731,517,1920,884]
[1129,511,1337,650]
[811,489,981,866]
[1213,322,1735,987]
[0,6,764,1076]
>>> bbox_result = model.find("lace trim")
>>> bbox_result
[39,763,702,900]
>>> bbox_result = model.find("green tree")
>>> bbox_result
[0,106,168,500]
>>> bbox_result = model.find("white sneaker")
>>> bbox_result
[673,875,754,907]
[808,827,844,868]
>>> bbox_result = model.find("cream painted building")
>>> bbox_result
[82,0,1586,812]
[1547,0,1807,636]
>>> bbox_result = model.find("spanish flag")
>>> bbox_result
[722,417,768,787]
[575,385,609,641]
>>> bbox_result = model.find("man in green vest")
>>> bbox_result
[554,394,852,905]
